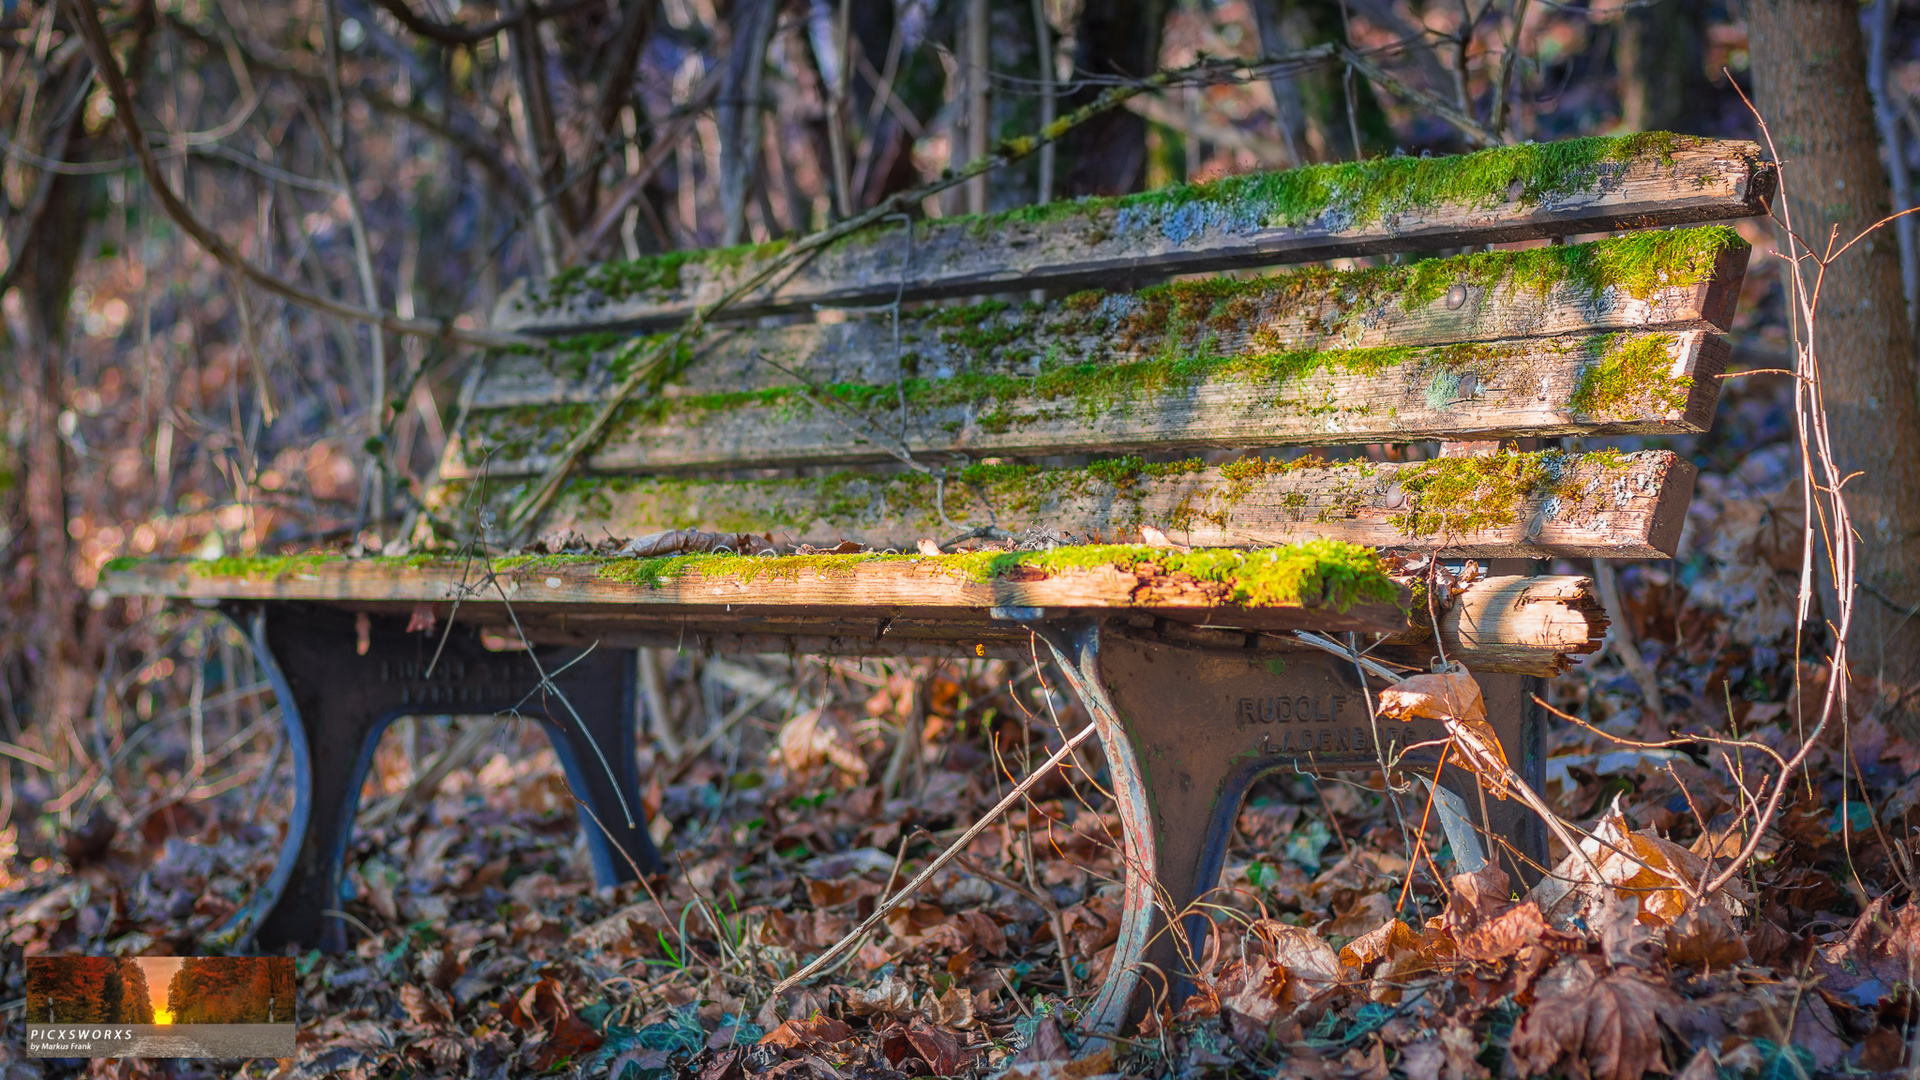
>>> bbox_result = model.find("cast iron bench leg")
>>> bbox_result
[1035,619,1543,1035]
[228,602,663,951]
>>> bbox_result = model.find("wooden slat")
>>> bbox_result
[268,576,1602,676]
[448,227,1746,479]
[427,448,1692,559]
[492,135,1772,333]
[448,330,1726,477]
[100,549,1410,636]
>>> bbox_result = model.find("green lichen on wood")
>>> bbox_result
[1570,332,1691,419]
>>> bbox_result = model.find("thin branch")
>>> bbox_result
[502,56,1222,538]
[65,0,536,351]
[770,720,1098,994]
[1338,44,1500,147]
[366,0,594,47]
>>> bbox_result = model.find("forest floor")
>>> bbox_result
[5,293,1920,1080]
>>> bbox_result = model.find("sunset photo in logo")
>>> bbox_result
[25,956,295,1059]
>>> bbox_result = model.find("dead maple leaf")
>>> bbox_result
[1453,901,1561,963]
[777,706,868,779]
[1339,919,1423,970]
[399,984,449,1026]
[1377,670,1511,794]
[1400,1020,1490,1080]
[758,1015,853,1050]
[927,985,977,1029]
[1530,806,1734,930]
[904,1016,969,1075]
[1250,919,1345,1009]
[846,972,913,1017]
[1510,963,1678,1080]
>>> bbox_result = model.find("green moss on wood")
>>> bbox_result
[1386,448,1637,538]
[952,132,1715,242]
[1571,333,1692,419]
[588,538,1398,612]
[513,133,1738,316]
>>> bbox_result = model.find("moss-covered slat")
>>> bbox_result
[447,329,1724,477]
[95,569,1601,676]
[426,448,1691,559]
[492,134,1772,333]
[98,541,1410,636]
[450,228,1744,478]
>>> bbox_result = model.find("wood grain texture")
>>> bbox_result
[492,139,1772,333]
[438,448,1694,558]
[100,554,1408,635]
[1430,574,1607,675]
[447,330,1726,477]
[102,565,1603,673]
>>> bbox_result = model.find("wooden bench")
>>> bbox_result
[104,132,1771,1033]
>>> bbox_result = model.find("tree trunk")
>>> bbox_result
[1748,0,1920,691]
[1615,0,1712,136]
[1057,0,1166,197]
[13,129,96,788]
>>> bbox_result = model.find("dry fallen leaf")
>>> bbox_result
[1339,919,1423,970]
[1530,805,1734,930]
[1376,671,1486,724]
[904,1016,969,1075]
[1400,1020,1490,1080]
[1377,670,1512,794]
[846,973,914,1017]
[777,706,868,778]
[1251,919,1344,1009]
[1510,964,1678,1080]
[758,1014,853,1050]
[1139,524,1190,551]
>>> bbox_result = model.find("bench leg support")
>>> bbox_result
[1034,619,1542,1035]
[229,603,663,952]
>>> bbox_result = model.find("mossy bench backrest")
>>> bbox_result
[427,134,1768,565]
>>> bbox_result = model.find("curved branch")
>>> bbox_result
[367,0,593,46]
[65,0,535,350]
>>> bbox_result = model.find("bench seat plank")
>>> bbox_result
[102,544,1411,635]
[450,329,1725,476]
[429,448,1691,559]
[493,135,1771,333]
[100,558,1602,674]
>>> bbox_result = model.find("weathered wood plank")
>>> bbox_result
[448,228,1745,479]
[97,549,1605,668]
[447,330,1725,477]
[427,448,1693,558]
[492,135,1772,333]
[99,545,1411,635]
[411,582,1600,676]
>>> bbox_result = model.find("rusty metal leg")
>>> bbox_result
[232,602,661,952]
[1035,619,1539,1035]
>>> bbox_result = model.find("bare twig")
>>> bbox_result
[64,0,534,350]
[770,720,1097,994]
